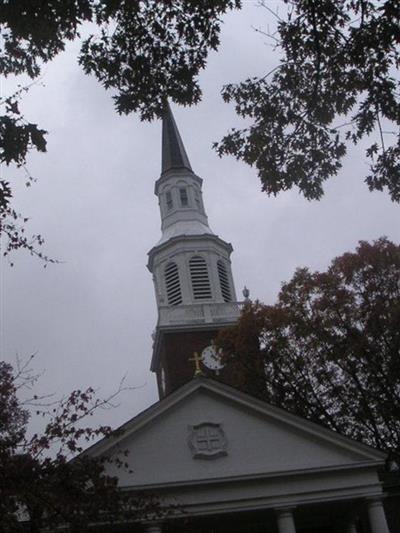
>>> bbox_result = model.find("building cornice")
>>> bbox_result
[155,169,203,196]
[147,234,233,272]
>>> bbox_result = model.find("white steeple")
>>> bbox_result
[153,102,214,247]
[148,105,239,376]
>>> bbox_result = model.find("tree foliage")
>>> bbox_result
[0,359,160,532]
[216,0,400,201]
[218,238,400,463]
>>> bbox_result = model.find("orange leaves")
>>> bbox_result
[218,238,400,463]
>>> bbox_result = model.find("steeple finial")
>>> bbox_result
[162,102,193,175]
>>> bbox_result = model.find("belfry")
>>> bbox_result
[148,104,239,398]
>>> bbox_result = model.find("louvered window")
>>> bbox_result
[217,260,232,302]
[179,187,188,207]
[194,190,201,210]
[165,262,182,306]
[166,190,173,211]
[189,256,212,300]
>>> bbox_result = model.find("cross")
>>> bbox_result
[189,351,204,377]
[196,427,221,451]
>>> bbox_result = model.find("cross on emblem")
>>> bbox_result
[196,426,222,452]
[188,422,228,459]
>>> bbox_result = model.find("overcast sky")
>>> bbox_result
[1,2,400,431]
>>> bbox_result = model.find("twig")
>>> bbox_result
[258,0,284,22]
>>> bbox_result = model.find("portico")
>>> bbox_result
[141,496,390,533]
[85,378,390,533]
[143,497,389,533]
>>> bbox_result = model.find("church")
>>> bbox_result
[85,106,394,533]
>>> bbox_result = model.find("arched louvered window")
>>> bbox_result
[189,256,212,300]
[165,262,182,306]
[179,187,189,207]
[194,189,202,211]
[166,190,173,211]
[217,260,232,302]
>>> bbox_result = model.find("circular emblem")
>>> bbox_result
[188,422,228,459]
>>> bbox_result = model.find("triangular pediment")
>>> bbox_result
[86,378,385,489]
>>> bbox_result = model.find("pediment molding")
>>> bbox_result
[83,377,386,465]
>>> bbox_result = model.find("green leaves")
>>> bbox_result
[0,0,94,78]
[367,139,400,201]
[0,181,12,209]
[79,0,241,120]
[217,0,400,201]
[0,116,47,166]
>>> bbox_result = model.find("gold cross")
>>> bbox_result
[189,351,204,377]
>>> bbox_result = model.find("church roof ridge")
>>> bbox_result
[161,102,193,175]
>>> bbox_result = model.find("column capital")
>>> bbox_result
[145,523,163,533]
[275,506,297,515]
[346,520,357,533]
[275,506,297,533]
[366,494,385,504]
[366,495,390,533]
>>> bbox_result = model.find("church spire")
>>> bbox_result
[149,107,239,399]
[162,102,193,175]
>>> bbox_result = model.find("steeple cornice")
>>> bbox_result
[147,233,233,272]
[154,168,202,196]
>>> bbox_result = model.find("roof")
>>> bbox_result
[161,103,193,175]
[154,220,215,246]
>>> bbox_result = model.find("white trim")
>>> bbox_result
[148,234,233,272]
[116,461,383,491]
[118,481,385,518]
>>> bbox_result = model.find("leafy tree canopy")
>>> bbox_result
[216,0,400,202]
[218,238,400,464]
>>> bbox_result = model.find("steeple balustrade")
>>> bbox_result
[157,301,241,327]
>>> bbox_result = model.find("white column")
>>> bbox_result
[367,497,390,533]
[276,508,297,533]
[347,520,357,533]
[145,525,162,533]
